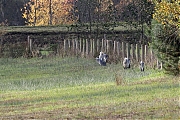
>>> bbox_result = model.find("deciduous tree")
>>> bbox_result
[22,0,77,26]
[153,0,180,27]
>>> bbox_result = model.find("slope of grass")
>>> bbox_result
[0,57,179,119]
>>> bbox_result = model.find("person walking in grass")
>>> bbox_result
[96,51,108,66]
[140,61,145,71]
[123,57,130,69]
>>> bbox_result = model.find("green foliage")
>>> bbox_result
[151,20,180,76]
[151,0,180,76]
[153,0,180,27]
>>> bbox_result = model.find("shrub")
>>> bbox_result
[151,20,180,76]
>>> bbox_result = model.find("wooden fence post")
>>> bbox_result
[0,36,3,56]
[127,42,130,59]
[68,39,71,50]
[93,39,97,56]
[64,39,68,56]
[117,41,120,57]
[113,41,117,55]
[79,38,82,53]
[82,39,86,57]
[107,40,112,55]
[75,39,79,55]
[160,62,163,69]
[27,36,30,53]
[122,42,126,59]
[97,39,100,53]
[131,44,135,60]
[145,45,148,62]
[27,36,32,53]
[86,39,89,56]
[56,41,61,56]
[104,39,107,53]
[72,39,76,54]
[90,39,93,56]
[141,44,145,62]
[136,44,140,62]
[101,39,104,52]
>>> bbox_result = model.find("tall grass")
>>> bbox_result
[0,57,179,119]
[0,57,161,91]
[0,57,114,90]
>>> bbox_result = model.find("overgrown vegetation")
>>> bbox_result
[151,0,180,76]
[0,57,179,119]
[151,21,180,75]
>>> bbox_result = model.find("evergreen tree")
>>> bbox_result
[151,0,180,76]
[151,20,180,75]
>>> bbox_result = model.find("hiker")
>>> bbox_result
[123,57,130,69]
[140,61,145,71]
[96,51,108,66]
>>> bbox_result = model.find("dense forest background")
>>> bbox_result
[0,0,153,26]
[0,0,28,25]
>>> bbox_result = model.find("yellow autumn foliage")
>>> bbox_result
[153,0,180,27]
[100,0,113,12]
[22,0,77,26]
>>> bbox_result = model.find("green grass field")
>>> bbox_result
[0,57,179,119]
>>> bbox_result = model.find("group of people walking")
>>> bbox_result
[96,51,145,71]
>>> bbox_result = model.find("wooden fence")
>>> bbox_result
[1,36,162,69]
[55,38,161,68]
[60,39,150,60]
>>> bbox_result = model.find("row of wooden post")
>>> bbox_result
[26,36,162,69]
[62,39,155,63]
[27,36,32,53]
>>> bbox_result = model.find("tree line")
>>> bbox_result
[0,0,153,26]
[0,0,179,75]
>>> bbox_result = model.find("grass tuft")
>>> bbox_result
[115,73,124,86]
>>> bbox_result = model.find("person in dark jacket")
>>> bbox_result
[140,61,145,71]
[96,52,108,66]
[123,57,130,69]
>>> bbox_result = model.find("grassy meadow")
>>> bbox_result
[0,57,179,119]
